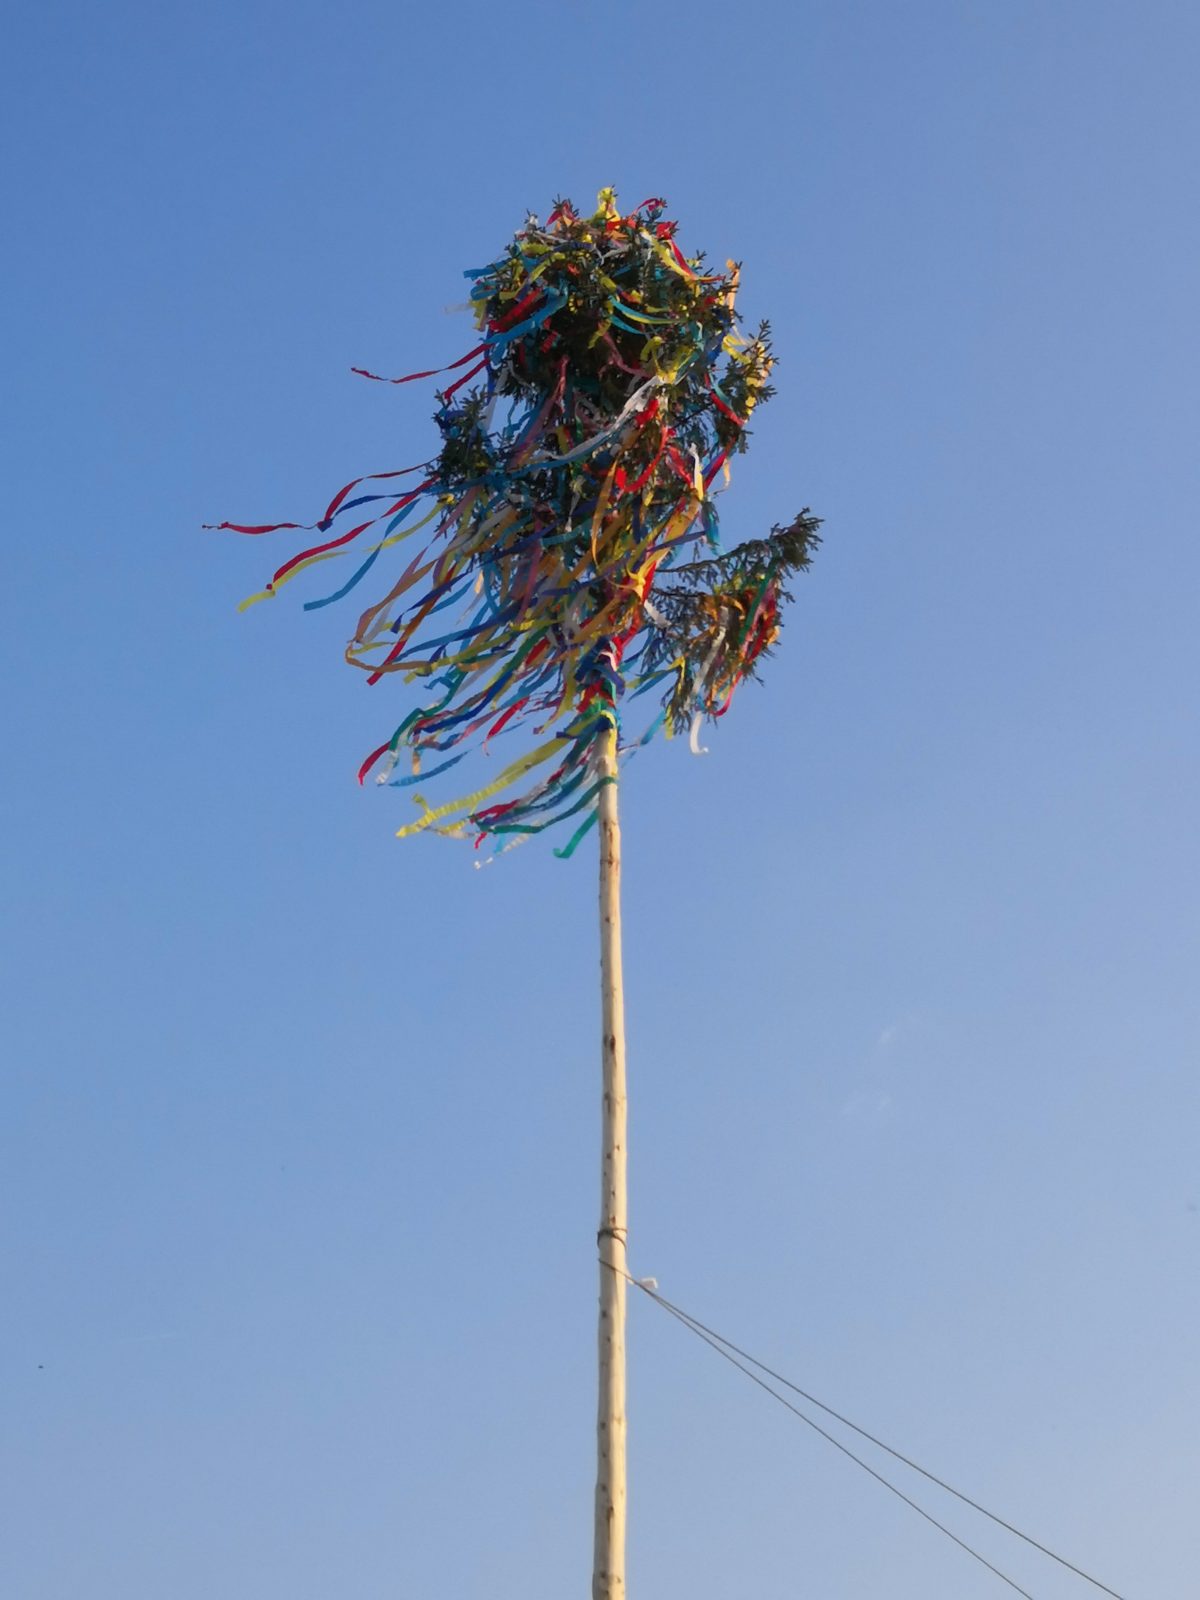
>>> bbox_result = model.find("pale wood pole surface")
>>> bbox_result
[593,719,628,1600]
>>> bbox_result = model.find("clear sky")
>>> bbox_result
[3,2,1197,1596]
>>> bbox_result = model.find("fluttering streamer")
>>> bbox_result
[213,190,820,857]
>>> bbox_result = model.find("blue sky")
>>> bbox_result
[3,2,1197,1596]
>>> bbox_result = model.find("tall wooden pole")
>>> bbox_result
[593,718,628,1600]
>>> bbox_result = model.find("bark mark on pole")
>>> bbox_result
[593,718,628,1600]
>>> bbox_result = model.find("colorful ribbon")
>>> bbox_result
[217,191,818,856]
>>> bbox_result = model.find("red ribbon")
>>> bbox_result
[352,344,486,386]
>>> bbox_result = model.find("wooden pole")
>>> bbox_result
[593,718,628,1600]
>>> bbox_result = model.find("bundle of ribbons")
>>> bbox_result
[214,189,821,858]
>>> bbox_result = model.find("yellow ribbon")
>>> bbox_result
[396,736,565,838]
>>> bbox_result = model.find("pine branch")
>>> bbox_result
[644,511,823,729]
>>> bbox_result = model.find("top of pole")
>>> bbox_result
[214,189,820,858]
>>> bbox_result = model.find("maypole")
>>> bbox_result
[594,719,628,1600]
[214,189,820,1594]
